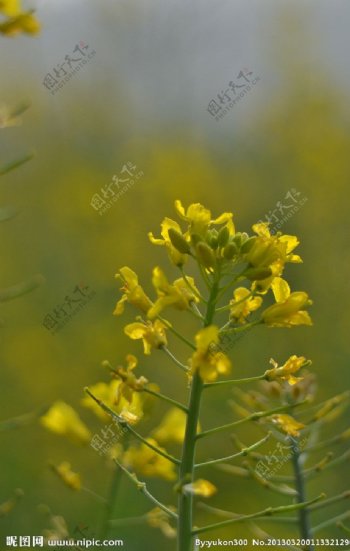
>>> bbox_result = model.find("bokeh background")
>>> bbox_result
[1,0,350,549]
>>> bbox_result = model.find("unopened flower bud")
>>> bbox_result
[241,236,257,254]
[217,226,230,247]
[168,228,191,254]
[223,242,238,260]
[196,242,216,269]
[244,267,272,281]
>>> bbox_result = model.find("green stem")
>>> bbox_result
[180,268,206,303]
[143,386,188,413]
[290,438,314,551]
[177,279,219,551]
[98,465,122,539]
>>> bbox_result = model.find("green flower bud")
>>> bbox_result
[168,228,191,254]
[241,236,257,254]
[191,233,203,247]
[244,267,272,281]
[218,226,230,247]
[223,242,238,260]
[196,242,216,269]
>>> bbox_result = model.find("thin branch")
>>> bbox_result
[84,388,180,465]
[143,386,188,413]
[180,268,206,303]
[114,458,178,520]
[161,346,190,372]
[159,318,196,350]
[309,490,350,512]
[197,502,298,524]
[313,511,350,535]
[192,494,325,535]
[195,433,271,468]
[204,374,265,389]
[196,401,307,440]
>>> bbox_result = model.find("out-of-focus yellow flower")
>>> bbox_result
[124,320,168,355]
[152,407,199,444]
[52,462,81,491]
[123,438,176,481]
[0,489,23,517]
[81,380,144,424]
[0,0,20,16]
[265,355,307,385]
[174,199,234,237]
[183,479,217,497]
[148,217,189,266]
[271,414,305,437]
[230,287,262,323]
[40,402,91,444]
[147,267,199,319]
[191,325,231,382]
[262,277,312,327]
[112,354,148,402]
[146,507,177,538]
[42,514,69,541]
[0,10,40,36]
[114,267,152,316]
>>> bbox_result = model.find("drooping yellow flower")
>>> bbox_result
[271,414,305,437]
[52,462,81,491]
[147,267,200,319]
[146,507,177,538]
[229,287,262,323]
[81,380,144,424]
[262,277,312,327]
[112,354,148,403]
[113,267,152,316]
[123,438,176,481]
[174,200,234,237]
[124,320,168,355]
[148,217,189,266]
[265,355,307,385]
[40,402,91,444]
[190,325,231,382]
[183,479,217,497]
[0,11,40,36]
[152,407,199,444]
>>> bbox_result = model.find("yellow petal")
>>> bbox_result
[184,479,217,497]
[272,414,304,437]
[195,325,219,351]
[124,322,147,340]
[271,277,290,303]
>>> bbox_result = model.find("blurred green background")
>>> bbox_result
[1,0,350,549]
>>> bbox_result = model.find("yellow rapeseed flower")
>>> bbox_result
[81,380,144,424]
[148,217,189,266]
[147,267,200,319]
[112,354,148,403]
[271,414,305,437]
[40,402,91,444]
[52,462,81,491]
[146,507,177,538]
[0,0,20,16]
[229,287,262,323]
[114,267,152,316]
[191,325,231,382]
[124,320,168,355]
[183,479,217,497]
[152,407,199,444]
[174,200,234,237]
[265,355,307,385]
[262,277,312,327]
[0,10,40,36]
[123,438,176,481]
